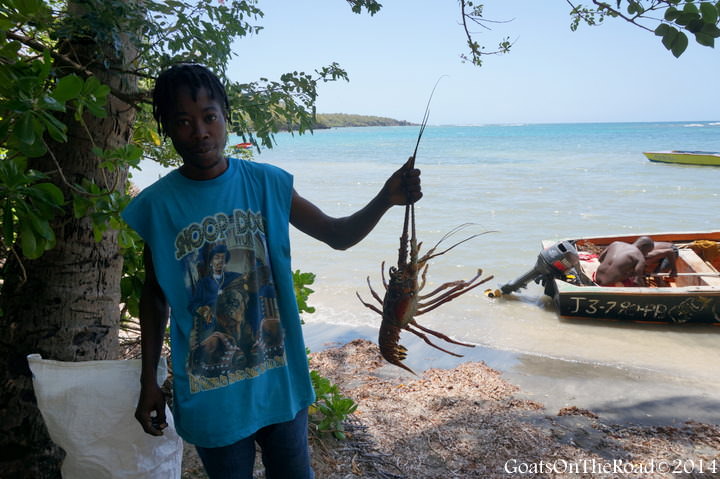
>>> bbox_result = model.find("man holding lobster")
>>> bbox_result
[122,63,421,479]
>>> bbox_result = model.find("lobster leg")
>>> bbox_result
[356,292,383,315]
[419,269,484,300]
[366,276,384,305]
[409,320,475,348]
[418,262,430,292]
[418,275,493,316]
[405,323,466,357]
[380,260,389,289]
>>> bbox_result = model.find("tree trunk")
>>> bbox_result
[0,4,138,475]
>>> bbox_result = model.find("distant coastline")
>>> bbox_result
[278,113,415,131]
[315,113,415,128]
[281,117,719,131]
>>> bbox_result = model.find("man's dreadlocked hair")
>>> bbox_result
[152,64,231,137]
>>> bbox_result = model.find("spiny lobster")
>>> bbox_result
[356,82,493,374]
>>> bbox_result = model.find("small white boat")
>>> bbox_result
[643,150,720,166]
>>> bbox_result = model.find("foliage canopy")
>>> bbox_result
[0,0,353,288]
[460,1,720,65]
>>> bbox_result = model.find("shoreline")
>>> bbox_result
[302,321,720,427]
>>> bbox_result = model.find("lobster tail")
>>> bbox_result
[378,323,416,375]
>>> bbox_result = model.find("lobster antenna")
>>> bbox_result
[410,75,447,168]
[403,76,447,265]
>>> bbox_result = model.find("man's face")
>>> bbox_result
[211,253,227,274]
[166,86,228,180]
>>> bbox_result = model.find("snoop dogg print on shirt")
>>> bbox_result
[178,209,286,393]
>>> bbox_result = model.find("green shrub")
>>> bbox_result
[309,369,358,440]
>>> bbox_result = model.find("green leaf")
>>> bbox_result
[33,182,65,206]
[40,95,66,112]
[661,26,680,49]
[701,22,720,36]
[52,74,84,102]
[13,0,47,17]
[39,111,68,143]
[15,112,36,144]
[687,18,706,33]
[11,134,47,158]
[700,2,719,23]
[0,39,21,60]
[79,76,109,118]
[86,101,108,118]
[655,23,672,37]
[44,231,56,251]
[672,31,690,57]
[695,31,715,46]
[627,1,645,15]
[36,49,52,82]
[676,11,700,26]
[683,2,700,14]
[92,222,104,242]
[27,211,54,241]
[20,223,40,259]
[73,196,90,218]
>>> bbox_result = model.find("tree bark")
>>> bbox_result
[0,3,138,475]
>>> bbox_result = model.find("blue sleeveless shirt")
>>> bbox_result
[122,158,315,447]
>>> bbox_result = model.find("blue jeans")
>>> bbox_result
[195,408,314,479]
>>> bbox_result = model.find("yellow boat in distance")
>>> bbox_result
[644,150,720,166]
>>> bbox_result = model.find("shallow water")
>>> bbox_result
[134,121,720,385]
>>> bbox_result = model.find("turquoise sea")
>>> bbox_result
[135,121,720,392]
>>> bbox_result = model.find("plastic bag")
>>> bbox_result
[28,354,183,479]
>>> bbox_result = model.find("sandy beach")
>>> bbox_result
[180,325,720,478]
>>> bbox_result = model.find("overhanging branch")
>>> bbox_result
[5,31,151,106]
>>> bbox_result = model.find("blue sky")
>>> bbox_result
[228,0,718,125]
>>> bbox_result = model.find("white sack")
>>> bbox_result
[28,354,183,479]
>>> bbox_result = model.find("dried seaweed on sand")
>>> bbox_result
[306,339,720,479]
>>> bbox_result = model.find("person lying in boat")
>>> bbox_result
[595,236,654,286]
[644,241,679,279]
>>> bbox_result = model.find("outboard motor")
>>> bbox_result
[499,240,583,295]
